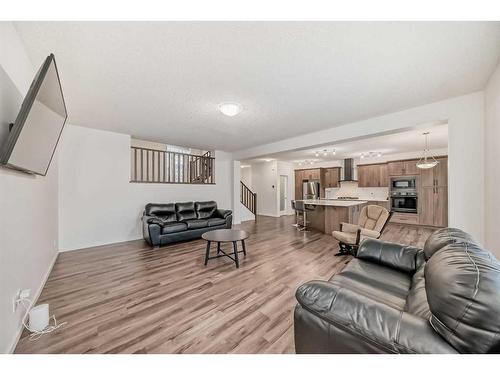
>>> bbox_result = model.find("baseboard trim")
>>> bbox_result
[7,251,59,354]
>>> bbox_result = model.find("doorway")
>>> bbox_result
[279,175,288,215]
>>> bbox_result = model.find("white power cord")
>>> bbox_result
[17,298,67,341]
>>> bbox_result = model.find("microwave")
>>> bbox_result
[391,177,416,190]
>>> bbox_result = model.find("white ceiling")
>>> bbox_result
[14,22,500,152]
[252,123,449,163]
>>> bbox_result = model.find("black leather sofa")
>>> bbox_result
[142,201,232,247]
[294,228,500,354]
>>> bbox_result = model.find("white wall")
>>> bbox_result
[58,125,233,251]
[235,93,485,243]
[0,22,59,353]
[240,167,252,188]
[485,62,500,258]
[249,161,279,217]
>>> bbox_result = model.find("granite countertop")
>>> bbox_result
[300,199,368,207]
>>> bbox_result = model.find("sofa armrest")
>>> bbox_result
[340,222,359,233]
[356,238,422,274]
[295,281,456,354]
[142,215,161,246]
[216,209,232,219]
[359,228,380,239]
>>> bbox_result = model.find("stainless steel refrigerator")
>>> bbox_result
[303,181,320,199]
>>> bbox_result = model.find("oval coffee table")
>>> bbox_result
[202,229,249,268]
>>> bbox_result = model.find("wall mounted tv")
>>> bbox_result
[0,54,67,176]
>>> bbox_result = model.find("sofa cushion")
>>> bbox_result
[357,238,422,274]
[425,241,500,353]
[207,217,226,227]
[145,203,177,223]
[405,265,431,319]
[161,222,188,234]
[183,219,209,229]
[176,202,197,221]
[330,258,411,310]
[423,227,476,260]
[195,201,217,219]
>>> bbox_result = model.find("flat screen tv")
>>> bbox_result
[0,54,67,176]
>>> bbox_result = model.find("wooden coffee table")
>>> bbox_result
[202,229,249,268]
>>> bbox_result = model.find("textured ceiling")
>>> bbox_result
[14,22,500,151]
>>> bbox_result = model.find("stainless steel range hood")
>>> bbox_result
[340,158,357,182]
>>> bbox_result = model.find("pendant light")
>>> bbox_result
[416,132,439,169]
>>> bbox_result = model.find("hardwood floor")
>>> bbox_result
[15,216,436,354]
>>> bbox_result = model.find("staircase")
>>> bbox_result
[240,181,257,221]
[190,151,213,183]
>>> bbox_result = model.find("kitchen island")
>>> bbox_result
[297,199,368,234]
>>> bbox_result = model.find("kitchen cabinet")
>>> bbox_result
[358,164,388,187]
[418,157,448,227]
[420,157,448,187]
[294,170,304,200]
[323,167,340,188]
[391,212,420,225]
[371,200,390,210]
[295,168,321,199]
[303,168,320,180]
[419,186,448,227]
[388,160,420,176]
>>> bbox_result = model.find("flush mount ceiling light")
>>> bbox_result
[332,149,336,156]
[416,132,439,169]
[218,102,242,117]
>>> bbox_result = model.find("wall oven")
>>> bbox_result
[391,177,416,190]
[391,191,418,213]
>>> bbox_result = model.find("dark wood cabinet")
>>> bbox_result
[323,167,340,188]
[294,170,304,200]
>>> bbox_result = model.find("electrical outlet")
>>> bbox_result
[20,289,31,299]
[12,288,31,313]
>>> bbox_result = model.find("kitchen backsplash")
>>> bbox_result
[325,186,389,201]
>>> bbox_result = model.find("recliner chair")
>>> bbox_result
[332,204,392,256]
[294,227,500,354]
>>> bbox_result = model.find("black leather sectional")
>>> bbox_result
[142,201,232,247]
[294,227,500,353]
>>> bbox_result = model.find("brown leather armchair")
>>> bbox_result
[332,204,392,256]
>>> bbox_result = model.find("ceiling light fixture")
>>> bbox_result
[332,149,336,156]
[416,132,439,169]
[314,151,319,157]
[218,102,242,117]
[323,150,328,156]
[360,153,365,159]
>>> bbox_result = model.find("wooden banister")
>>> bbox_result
[240,181,257,221]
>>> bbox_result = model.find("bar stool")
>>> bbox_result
[294,201,308,231]
[291,200,300,227]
